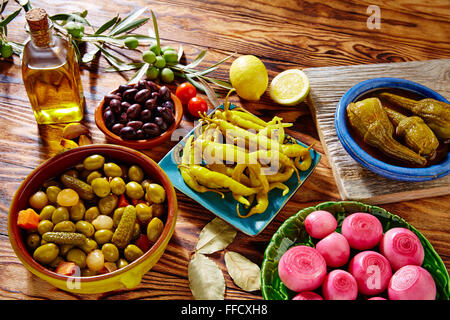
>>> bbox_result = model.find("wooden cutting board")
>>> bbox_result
[304,59,450,205]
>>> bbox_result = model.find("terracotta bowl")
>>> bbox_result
[95,85,183,150]
[8,144,178,294]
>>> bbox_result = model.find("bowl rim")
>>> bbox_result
[7,144,178,283]
[95,86,183,150]
[335,77,450,181]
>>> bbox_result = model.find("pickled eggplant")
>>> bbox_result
[347,98,427,166]
[383,107,439,157]
[379,92,450,139]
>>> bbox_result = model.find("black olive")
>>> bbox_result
[127,120,143,130]
[135,89,151,104]
[109,99,122,114]
[123,88,138,102]
[103,110,115,128]
[111,123,124,135]
[140,109,152,122]
[159,86,171,100]
[126,104,142,120]
[142,122,160,137]
[120,126,137,140]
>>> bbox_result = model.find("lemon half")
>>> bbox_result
[269,69,310,106]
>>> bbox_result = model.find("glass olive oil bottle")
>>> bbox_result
[22,8,84,124]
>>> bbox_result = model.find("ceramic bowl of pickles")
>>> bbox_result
[95,79,183,150]
[8,144,178,294]
[335,77,450,181]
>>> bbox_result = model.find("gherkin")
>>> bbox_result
[111,205,136,249]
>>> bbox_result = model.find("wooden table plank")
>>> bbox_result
[0,0,449,300]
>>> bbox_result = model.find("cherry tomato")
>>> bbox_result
[188,96,208,118]
[175,82,197,105]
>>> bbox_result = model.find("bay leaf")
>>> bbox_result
[188,253,225,300]
[196,217,237,254]
[224,251,261,292]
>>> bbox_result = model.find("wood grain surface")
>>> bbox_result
[0,0,449,300]
[305,59,450,204]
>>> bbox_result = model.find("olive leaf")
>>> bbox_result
[188,253,225,300]
[224,251,261,292]
[127,62,149,84]
[94,15,119,35]
[150,10,160,55]
[108,7,146,36]
[195,217,237,254]
[0,7,20,27]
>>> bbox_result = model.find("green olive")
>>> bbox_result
[37,220,54,235]
[66,248,87,268]
[51,207,70,224]
[49,256,64,268]
[75,220,95,237]
[46,186,61,204]
[128,165,144,183]
[151,203,165,218]
[141,179,152,191]
[94,229,113,245]
[112,207,125,228]
[64,169,79,178]
[84,206,100,222]
[145,183,166,204]
[104,163,123,177]
[124,36,139,49]
[39,205,56,221]
[53,220,76,232]
[74,163,85,172]
[99,194,118,215]
[43,179,62,189]
[117,258,129,269]
[83,154,105,171]
[26,233,41,250]
[132,222,141,241]
[70,201,85,221]
[91,177,111,198]
[147,217,164,243]
[102,243,119,262]
[81,268,97,276]
[124,244,144,262]
[79,169,93,181]
[80,238,98,254]
[110,177,126,195]
[86,171,102,184]
[29,191,49,210]
[60,244,75,256]
[126,181,144,200]
[33,243,59,265]
[136,203,152,224]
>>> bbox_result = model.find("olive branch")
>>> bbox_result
[0,0,232,93]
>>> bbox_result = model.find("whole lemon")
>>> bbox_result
[229,55,268,101]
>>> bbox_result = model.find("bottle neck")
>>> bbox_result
[27,22,54,48]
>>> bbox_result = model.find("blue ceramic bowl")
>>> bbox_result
[335,77,450,182]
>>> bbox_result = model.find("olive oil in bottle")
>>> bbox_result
[22,8,84,124]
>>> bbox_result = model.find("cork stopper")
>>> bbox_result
[25,8,50,47]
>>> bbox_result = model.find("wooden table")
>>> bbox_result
[0,0,449,300]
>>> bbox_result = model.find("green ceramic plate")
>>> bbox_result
[261,201,450,300]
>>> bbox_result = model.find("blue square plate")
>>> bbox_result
[158,105,321,236]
